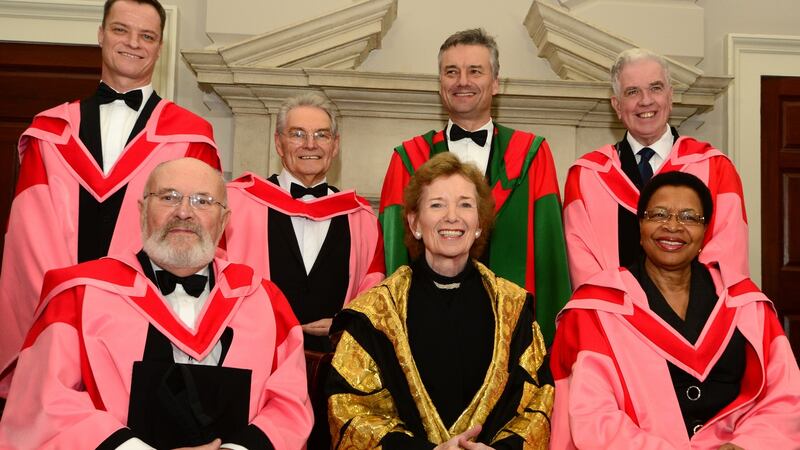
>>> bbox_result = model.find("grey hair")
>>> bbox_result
[438,28,500,79]
[275,93,338,135]
[610,48,671,96]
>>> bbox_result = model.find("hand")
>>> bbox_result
[461,440,495,450]
[718,444,745,450]
[172,438,221,450]
[459,425,494,450]
[434,425,483,450]
[302,318,333,336]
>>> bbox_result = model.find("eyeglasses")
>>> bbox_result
[144,190,226,210]
[282,129,334,145]
[643,208,705,226]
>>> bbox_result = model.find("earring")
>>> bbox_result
[414,230,422,239]
[475,229,481,238]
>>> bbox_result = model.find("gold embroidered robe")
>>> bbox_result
[327,261,554,449]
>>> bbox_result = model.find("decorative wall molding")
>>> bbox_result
[184,64,723,128]
[558,0,698,8]
[184,0,396,70]
[0,0,178,99]
[724,33,800,284]
[523,0,727,99]
[182,0,733,192]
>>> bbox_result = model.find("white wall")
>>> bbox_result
[166,0,235,172]
[358,0,560,79]
[690,0,800,150]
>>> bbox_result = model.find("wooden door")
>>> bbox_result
[0,42,101,265]
[761,75,800,360]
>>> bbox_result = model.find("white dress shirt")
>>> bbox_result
[99,83,154,174]
[626,125,673,174]
[118,263,238,450]
[148,261,222,366]
[446,118,494,175]
[278,170,333,274]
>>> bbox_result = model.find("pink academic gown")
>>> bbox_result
[223,172,385,306]
[563,137,748,290]
[0,252,313,449]
[0,100,219,396]
[550,266,800,449]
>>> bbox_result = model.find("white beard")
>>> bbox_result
[142,219,215,270]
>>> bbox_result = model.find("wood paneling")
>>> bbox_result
[0,42,101,263]
[761,75,800,360]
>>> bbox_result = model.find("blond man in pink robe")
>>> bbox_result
[0,0,220,398]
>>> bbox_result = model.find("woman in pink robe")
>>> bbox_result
[551,172,800,449]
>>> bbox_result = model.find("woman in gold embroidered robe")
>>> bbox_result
[327,153,554,450]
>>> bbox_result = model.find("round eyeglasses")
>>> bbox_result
[144,190,226,210]
[643,208,705,226]
[282,129,334,145]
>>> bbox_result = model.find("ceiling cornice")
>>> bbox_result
[523,0,730,97]
[183,0,729,129]
[184,0,396,70]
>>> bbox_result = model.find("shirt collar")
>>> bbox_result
[626,125,673,161]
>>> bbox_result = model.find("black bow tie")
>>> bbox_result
[96,82,143,111]
[449,124,488,147]
[290,182,328,199]
[155,270,208,297]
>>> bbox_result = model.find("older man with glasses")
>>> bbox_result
[562,48,749,291]
[223,93,384,448]
[0,158,312,449]
[225,92,384,352]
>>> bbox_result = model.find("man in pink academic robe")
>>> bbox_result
[0,0,220,398]
[223,94,383,450]
[549,265,800,449]
[0,158,312,449]
[563,49,748,290]
[225,172,384,342]
[223,93,384,353]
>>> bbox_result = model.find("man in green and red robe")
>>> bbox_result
[377,28,570,345]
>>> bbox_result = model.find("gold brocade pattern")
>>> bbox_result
[329,332,409,448]
[333,261,551,446]
[495,322,554,449]
[331,332,383,392]
[493,375,554,448]
[519,322,547,384]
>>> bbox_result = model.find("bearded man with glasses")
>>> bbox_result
[0,158,313,449]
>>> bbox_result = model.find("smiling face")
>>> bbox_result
[407,174,480,275]
[611,58,673,146]
[139,158,229,276]
[275,106,340,187]
[439,44,499,130]
[640,185,706,272]
[98,0,162,92]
